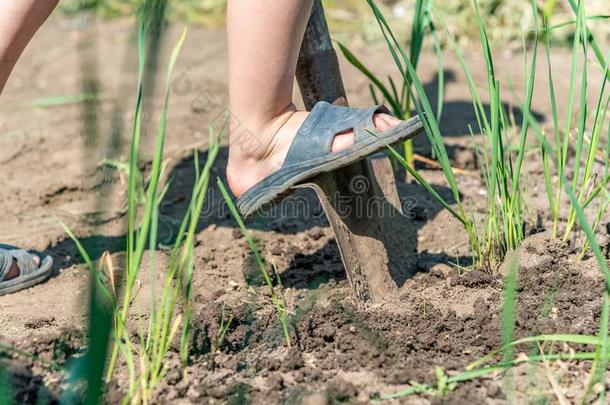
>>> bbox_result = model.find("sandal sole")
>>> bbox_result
[237,115,423,217]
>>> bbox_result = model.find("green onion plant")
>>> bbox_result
[359,0,609,267]
[213,304,234,353]
[61,1,226,402]
[338,0,445,169]
[538,0,610,257]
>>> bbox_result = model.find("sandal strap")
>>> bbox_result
[0,248,38,282]
[0,250,12,282]
[282,101,391,166]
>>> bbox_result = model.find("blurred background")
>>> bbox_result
[57,0,610,48]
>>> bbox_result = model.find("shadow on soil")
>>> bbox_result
[44,144,467,289]
[41,71,540,290]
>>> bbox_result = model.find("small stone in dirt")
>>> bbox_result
[453,145,477,169]
[486,382,503,399]
[270,245,283,255]
[562,388,576,399]
[307,226,325,241]
[211,289,224,299]
[267,372,284,391]
[301,391,328,405]
[281,348,304,372]
[327,377,358,401]
[301,366,322,382]
[261,356,281,371]
[317,323,336,342]
[286,245,300,256]
[429,264,455,279]
[165,387,179,400]
[164,365,182,385]
[186,385,201,401]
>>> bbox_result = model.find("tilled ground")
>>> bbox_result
[1,15,609,405]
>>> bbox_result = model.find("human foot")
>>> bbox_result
[3,256,40,281]
[0,246,53,296]
[226,104,402,198]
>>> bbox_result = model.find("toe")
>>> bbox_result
[4,255,40,281]
[331,113,402,153]
[331,131,355,153]
[373,113,402,131]
[5,260,21,281]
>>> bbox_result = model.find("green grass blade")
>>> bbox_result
[384,349,608,399]
[380,134,467,226]
[217,179,292,347]
[541,147,556,221]
[0,343,66,373]
[59,221,115,305]
[408,0,427,70]
[0,362,11,405]
[510,0,538,200]
[561,0,583,175]
[570,3,589,194]
[579,63,609,196]
[335,41,402,114]
[368,84,380,105]
[387,76,401,112]
[543,0,559,20]
[540,15,610,34]
[542,18,563,235]
[126,2,148,270]
[82,264,114,403]
[30,93,100,108]
[178,126,224,365]
[430,20,445,121]
[132,27,187,275]
[366,0,460,200]
[433,6,490,135]
[565,0,610,79]
[467,333,602,371]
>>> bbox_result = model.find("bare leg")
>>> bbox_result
[0,0,54,278]
[0,0,58,93]
[226,0,401,197]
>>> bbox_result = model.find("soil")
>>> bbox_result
[1,15,609,404]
